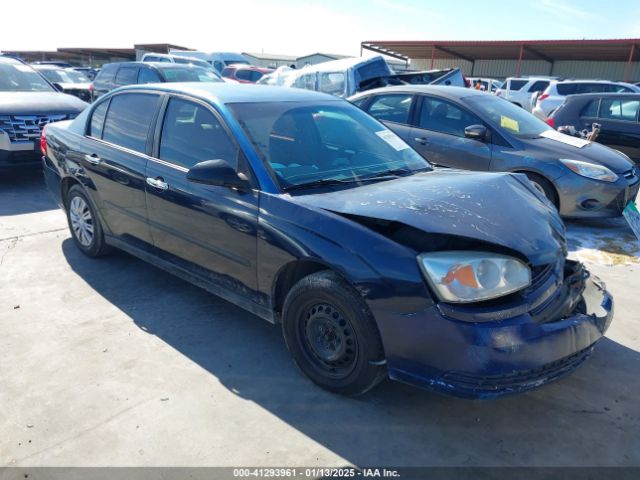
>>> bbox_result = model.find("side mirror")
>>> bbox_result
[464,124,488,142]
[186,159,248,189]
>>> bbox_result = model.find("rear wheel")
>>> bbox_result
[281,271,387,395]
[524,173,559,209]
[65,185,110,257]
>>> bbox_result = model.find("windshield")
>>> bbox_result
[466,95,552,138]
[0,62,54,92]
[230,101,430,190]
[160,66,222,83]
[39,68,89,84]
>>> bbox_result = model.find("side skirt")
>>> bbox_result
[105,235,275,324]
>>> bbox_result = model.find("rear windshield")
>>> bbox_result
[0,62,54,92]
[466,95,552,138]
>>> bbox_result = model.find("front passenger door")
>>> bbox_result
[145,96,260,301]
[409,95,492,170]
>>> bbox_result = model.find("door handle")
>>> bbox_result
[146,177,169,191]
[84,154,101,165]
[414,137,429,145]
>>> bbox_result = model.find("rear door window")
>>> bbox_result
[599,98,640,121]
[138,67,162,84]
[575,83,609,94]
[366,94,413,125]
[95,64,118,85]
[528,80,549,93]
[318,72,346,96]
[580,99,600,118]
[89,100,110,138]
[508,79,528,91]
[556,83,578,95]
[102,93,160,153]
[235,69,253,81]
[115,67,139,85]
[159,98,237,169]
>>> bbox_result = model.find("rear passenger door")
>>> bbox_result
[362,93,415,142]
[410,95,492,170]
[81,92,161,248]
[145,96,259,301]
[597,97,640,162]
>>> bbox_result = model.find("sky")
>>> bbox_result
[2,0,640,56]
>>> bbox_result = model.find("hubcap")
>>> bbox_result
[302,303,357,376]
[69,196,94,247]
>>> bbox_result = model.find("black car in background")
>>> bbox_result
[0,55,87,168]
[548,93,640,164]
[32,65,92,102]
[90,62,222,101]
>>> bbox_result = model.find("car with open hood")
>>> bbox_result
[42,83,613,398]
[0,55,87,168]
[350,85,639,218]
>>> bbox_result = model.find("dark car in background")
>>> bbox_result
[42,83,613,398]
[72,67,99,81]
[32,65,92,102]
[221,65,273,84]
[350,85,639,219]
[0,55,87,168]
[548,93,640,164]
[90,62,222,101]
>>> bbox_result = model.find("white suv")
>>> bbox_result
[532,80,640,119]
[496,77,557,111]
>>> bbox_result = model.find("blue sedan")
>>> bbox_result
[41,83,613,398]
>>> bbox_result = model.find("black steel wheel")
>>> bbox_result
[282,270,387,395]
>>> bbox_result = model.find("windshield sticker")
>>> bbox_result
[500,116,520,132]
[376,130,410,151]
[14,65,33,72]
[540,129,590,148]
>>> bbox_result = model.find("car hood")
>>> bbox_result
[528,135,634,173]
[295,170,566,266]
[0,91,88,114]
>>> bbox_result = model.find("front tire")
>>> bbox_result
[524,173,559,209]
[281,271,387,395]
[65,185,110,257]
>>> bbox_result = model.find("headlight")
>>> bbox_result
[418,251,531,303]
[560,159,618,182]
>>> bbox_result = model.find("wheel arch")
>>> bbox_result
[511,169,561,208]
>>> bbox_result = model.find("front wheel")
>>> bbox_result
[281,271,387,395]
[65,185,111,257]
[524,173,559,209]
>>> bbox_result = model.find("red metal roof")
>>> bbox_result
[362,39,640,62]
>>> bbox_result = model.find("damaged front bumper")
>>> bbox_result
[377,260,613,399]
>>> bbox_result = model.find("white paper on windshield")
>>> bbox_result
[14,65,33,72]
[376,130,410,151]
[540,129,590,149]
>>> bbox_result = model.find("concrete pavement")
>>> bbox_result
[1,169,639,467]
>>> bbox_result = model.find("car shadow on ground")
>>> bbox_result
[61,239,640,466]
[0,168,57,216]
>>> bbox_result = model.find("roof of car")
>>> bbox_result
[351,85,485,100]
[564,92,640,101]
[112,82,342,104]
[0,55,22,64]
[102,61,207,69]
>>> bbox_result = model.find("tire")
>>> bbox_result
[524,173,559,209]
[65,185,111,257]
[281,270,387,395]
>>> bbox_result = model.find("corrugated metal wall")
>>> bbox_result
[409,58,640,81]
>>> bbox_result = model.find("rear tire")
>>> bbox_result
[281,271,387,396]
[65,185,111,257]
[524,173,559,209]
